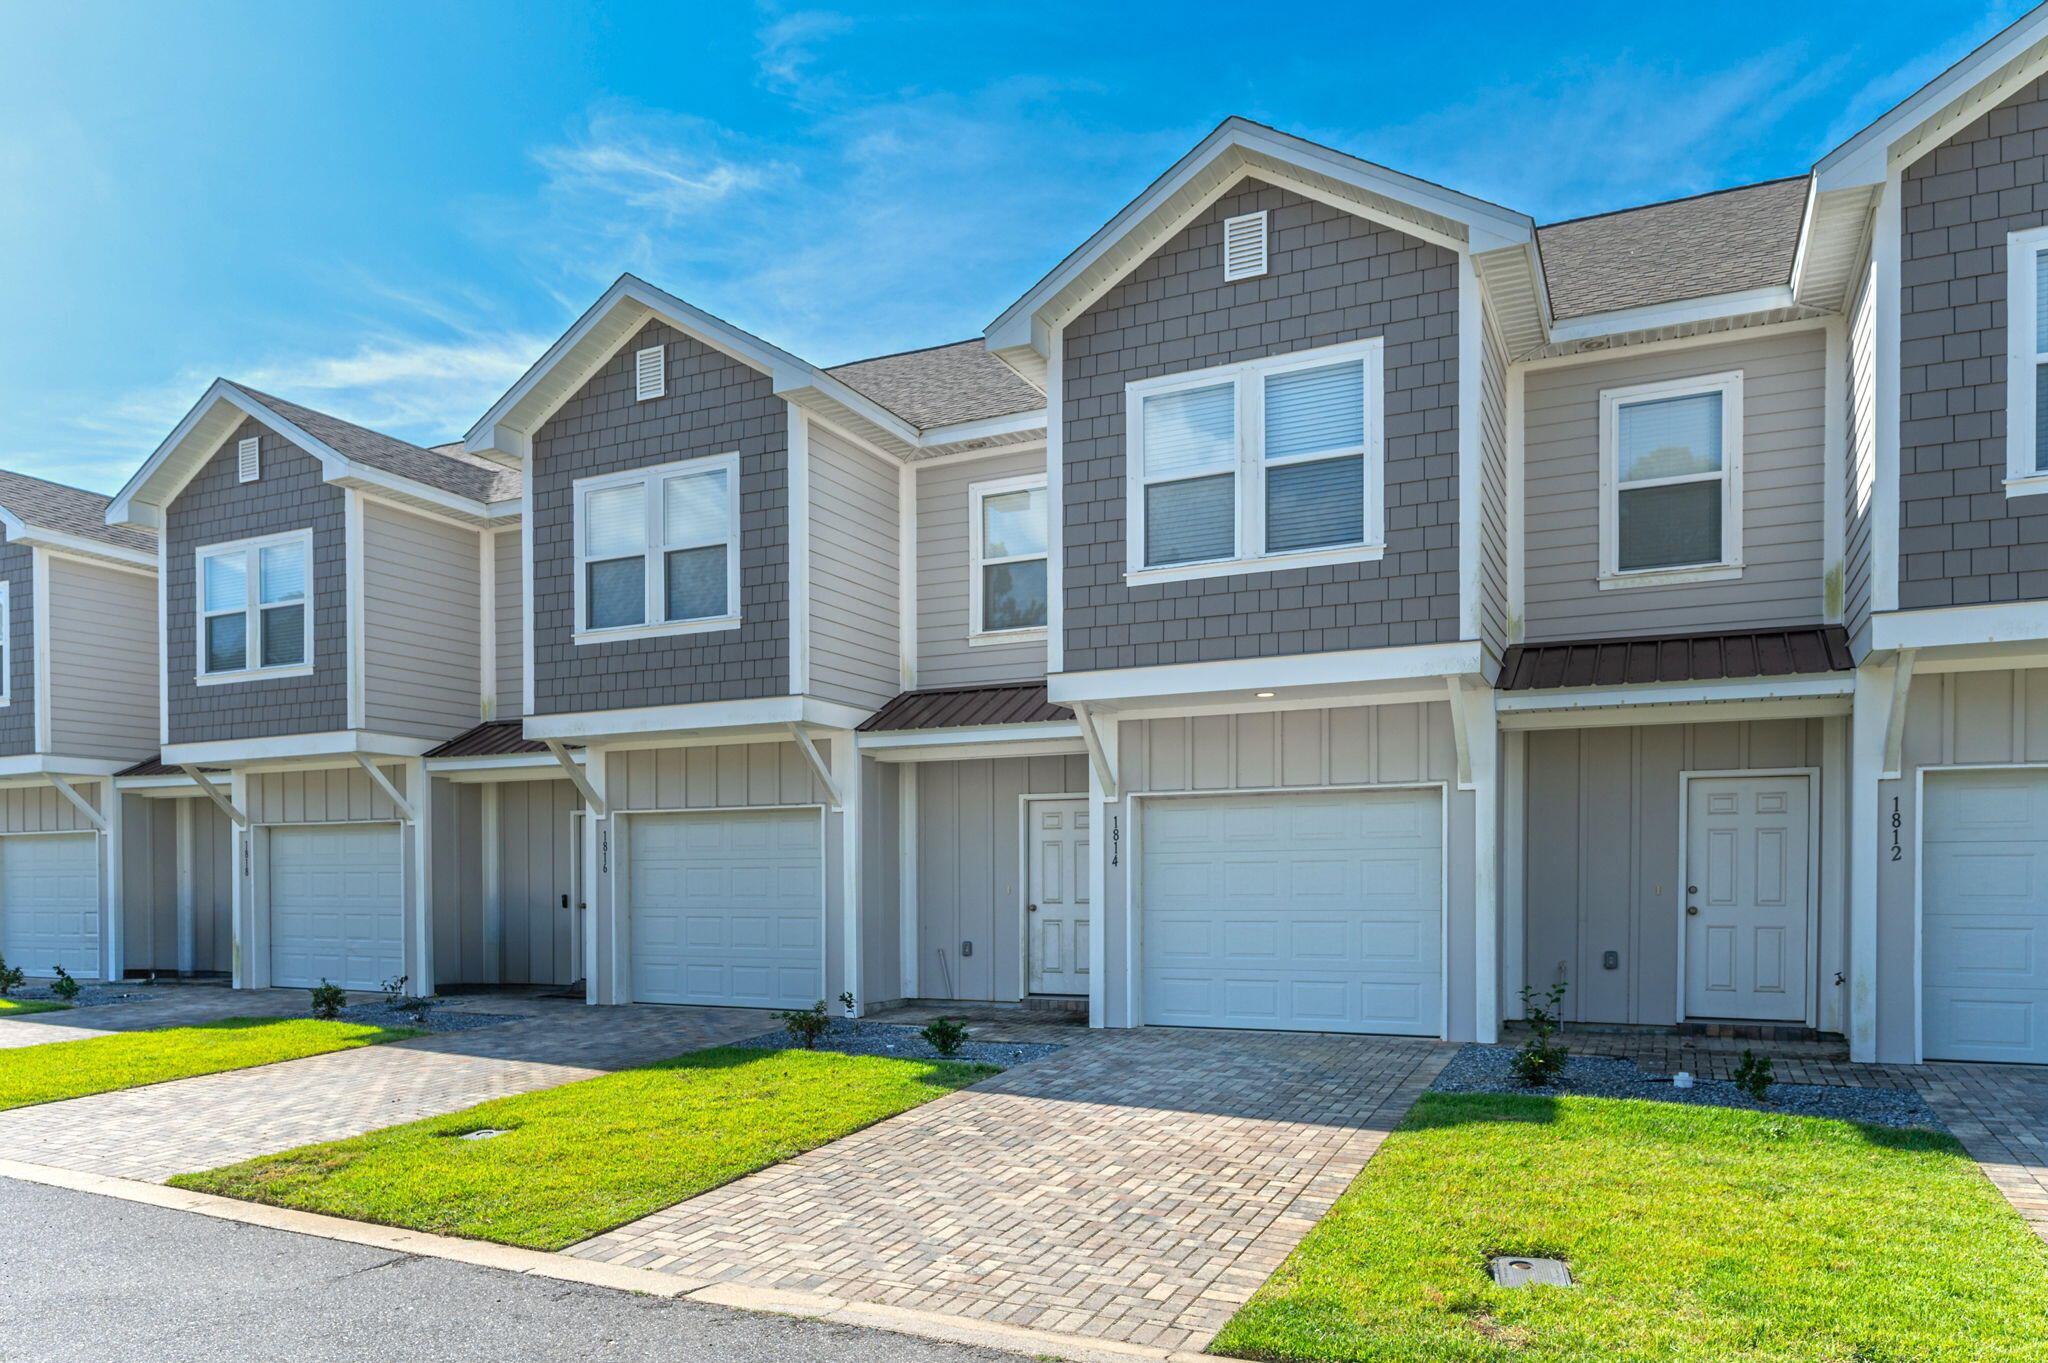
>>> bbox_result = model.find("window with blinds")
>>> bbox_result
[1126,338,1383,579]
[574,455,740,638]
[197,531,310,677]
[1599,372,1743,581]
[2005,226,2048,492]
[970,477,1049,635]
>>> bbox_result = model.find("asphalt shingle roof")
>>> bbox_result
[230,385,521,503]
[826,340,1043,431]
[0,469,155,554]
[1536,177,1809,321]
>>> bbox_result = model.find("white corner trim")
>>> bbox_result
[789,407,812,695]
[29,548,50,753]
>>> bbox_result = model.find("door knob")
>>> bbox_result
[1686,906,1699,916]
[1027,903,1037,913]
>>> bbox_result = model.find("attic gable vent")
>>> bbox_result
[236,437,261,483]
[634,344,666,401]
[1222,210,1270,281]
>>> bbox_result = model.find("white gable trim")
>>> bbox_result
[464,274,922,462]
[1817,10,2048,190]
[985,118,1535,357]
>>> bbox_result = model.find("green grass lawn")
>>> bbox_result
[170,1046,998,1250]
[1213,1092,2048,1363]
[0,1018,418,1110]
[0,999,70,1017]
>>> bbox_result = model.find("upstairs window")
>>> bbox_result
[574,454,739,641]
[1598,372,1744,586]
[1125,337,1384,584]
[2004,226,2048,495]
[969,476,1048,639]
[198,530,310,678]
[0,582,11,704]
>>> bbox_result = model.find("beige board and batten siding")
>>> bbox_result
[1845,265,1878,641]
[1521,718,1841,1030]
[246,765,409,825]
[1876,669,2048,1061]
[431,776,581,988]
[120,795,233,976]
[1109,704,1480,1038]
[430,778,487,984]
[860,758,901,1005]
[916,448,1049,688]
[494,528,522,718]
[911,755,1088,1003]
[361,499,483,739]
[806,421,899,709]
[44,556,157,763]
[1523,328,1828,641]
[0,784,101,834]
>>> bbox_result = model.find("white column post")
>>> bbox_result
[898,763,919,1000]
[407,759,435,996]
[230,770,253,990]
[832,732,864,1014]
[1848,663,1896,1062]
[480,782,503,984]
[101,779,124,984]
[1086,717,1119,1029]
[175,796,197,975]
[1460,684,1502,1044]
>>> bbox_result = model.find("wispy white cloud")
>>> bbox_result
[755,9,854,99]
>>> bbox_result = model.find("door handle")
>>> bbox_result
[1686,906,1699,916]
[1027,903,1037,913]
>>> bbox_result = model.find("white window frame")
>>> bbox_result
[194,528,314,684]
[967,473,1049,645]
[572,453,742,645]
[2003,225,2048,497]
[1597,371,1745,591]
[1123,336,1386,587]
[0,581,12,706]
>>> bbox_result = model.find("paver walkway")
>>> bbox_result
[0,988,773,1181]
[0,985,288,1049]
[567,1024,1452,1353]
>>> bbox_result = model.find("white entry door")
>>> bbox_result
[1924,769,2048,1063]
[629,808,822,1009]
[1684,776,1811,1022]
[1027,800,1089,995]
[0,832,101,978]
[268,823,405,990]
[1141,789,1443,1035]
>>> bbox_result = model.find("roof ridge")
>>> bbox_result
[1537,175,1809,231]
[827,338,985,369]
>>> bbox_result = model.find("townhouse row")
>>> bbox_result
[5,9,2047,1067]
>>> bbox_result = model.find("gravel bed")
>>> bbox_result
[4,986,140,1009]
[293,1003,528,1034]
[1431,1043,1947,1131]
[734,1019,1061,1068]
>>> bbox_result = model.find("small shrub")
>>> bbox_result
[838,990,858,1019]
[0,956,23,996]
[1510,980,1570,1087]
[401,994,435,1029]
[380,974,410,1008]
[772,1000,832,1049]
[309,979,347,1020]
[921,1017,969,1056]
[49,966,81,1002]
[1733,1048,1775,1103]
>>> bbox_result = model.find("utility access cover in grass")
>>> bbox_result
[1213,1092,2048,1363]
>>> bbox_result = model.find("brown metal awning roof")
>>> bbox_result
[423,720,551,759]
[857,682,1073,732]
[115,755,215,778]
[1497,626,1853,692]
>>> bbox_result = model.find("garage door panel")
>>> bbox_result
[630,809,822,1010]
[1142,789,1442,1036]
[0,833,101,977]
[269,824,403,992]
[1925,770,2048,1063]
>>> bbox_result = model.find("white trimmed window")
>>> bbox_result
[574,454,740,642]
[0,581,12,704]
[197,530,311,679]
[1125,338,1385,585]
[969,475,1048,640]
[1598,372,1744,588]
[2004,225,2048,496]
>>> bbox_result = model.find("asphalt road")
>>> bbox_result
[0,1177,1019,1362]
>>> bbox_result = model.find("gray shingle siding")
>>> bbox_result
[1059,179,1461,672]
[1898,75,2048,609]
[530,321,789,714]
[166,418,348,743]
[0,534,34,757]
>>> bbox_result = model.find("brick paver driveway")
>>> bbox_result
[567,1024,1452,1353]
[0,991,773,1182]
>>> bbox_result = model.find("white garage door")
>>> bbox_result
[629,808,822,1009]
[268,823,404,991]
[1142,789,1443,1035]
[0,833,100,977]
[1924,769,2048,1063]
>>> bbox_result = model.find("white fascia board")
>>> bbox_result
[520,694,875,745]
[465,274,921,461]
[915,410,1048,448]
[17,531,157,573]
[160,730,439,769]
[856,721,1082,750]
[865,737,1088,764]
[1049,641,1487,707]
[1495,673,1856,715]
[1498,694,1853,731]
[985,118,1534,354]
[1545,286,1799,345]
[1816,11,2048,190]
[0,755,132,780]
[1870,601,2048,652]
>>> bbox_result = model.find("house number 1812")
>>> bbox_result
[1890,797,1902,862]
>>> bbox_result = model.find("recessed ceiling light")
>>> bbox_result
[1255,691,1276,699]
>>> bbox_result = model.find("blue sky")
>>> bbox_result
[0,1,2029,493]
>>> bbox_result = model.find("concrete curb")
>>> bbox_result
[0,1158,1218,1362]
